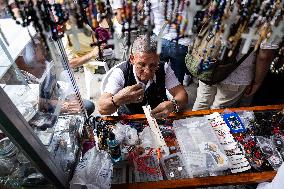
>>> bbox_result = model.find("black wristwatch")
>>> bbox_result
[170,98,179,113]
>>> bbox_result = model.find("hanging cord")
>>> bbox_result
[57,39,88,120]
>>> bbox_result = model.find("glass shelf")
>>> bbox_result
[0,18,86,189]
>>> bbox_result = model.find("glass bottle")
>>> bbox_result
[107,132,121,162]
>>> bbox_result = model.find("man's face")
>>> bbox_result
[130,52,159,83]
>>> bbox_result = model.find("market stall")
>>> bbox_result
[97,104,284,188]
[0,0,284,188]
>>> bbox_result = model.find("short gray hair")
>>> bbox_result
[131,35,157,54]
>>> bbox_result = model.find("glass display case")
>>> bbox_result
[0,18,86,189]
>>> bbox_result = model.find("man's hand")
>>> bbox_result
[244,82,262,97]
[90,42,107,56]
[69,44,105,68]
[61,101,81,113]
[150,101,174,119]
[90,46,100,57]
[114,83,144,105]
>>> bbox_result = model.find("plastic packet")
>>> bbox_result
[207,112,251,173]
[173,117,230,176]
[271,135,284,158]
[256,136,283,170]
[139,127,156,150]
[70,148,113,189]
[124,126,138,146]
[112,123,138,145]
[160,152,188,180]
[221,110,255,130]
[112,123,126,144]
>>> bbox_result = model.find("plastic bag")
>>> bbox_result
[112,123,125,144]
[125,126,139,146]
[70,148,113,189]
[112,123,138,146]
[139,127,158,150]
[257,163,284,189]
[173,116,230,177]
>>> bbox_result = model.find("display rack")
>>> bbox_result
[0,21,86,189]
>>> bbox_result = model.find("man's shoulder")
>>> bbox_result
[111,67,124,76]
[115,60,131,73]
[109,61,130,78]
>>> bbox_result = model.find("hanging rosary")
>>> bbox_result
[270,45,284,74]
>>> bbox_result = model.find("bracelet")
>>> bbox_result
[111,95,119,108]
[170,98,179,113]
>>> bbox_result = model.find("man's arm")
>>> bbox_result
[151,85,188,119]
[98,92,119,115]
[151,62,188,118]
[98,84,144,115]
[244,48,274,96]
[69,46,100,68]
[169,84,188,110]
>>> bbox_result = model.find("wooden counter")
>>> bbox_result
[112,171,276,189]
[110,104,284,188]
[104,104,284,121]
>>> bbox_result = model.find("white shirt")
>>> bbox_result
[257,163,284,189]
[104,62,180,95]
[221,40,280,86]
[110,0,124,9]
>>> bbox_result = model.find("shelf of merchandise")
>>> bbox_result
[109,104,284,188]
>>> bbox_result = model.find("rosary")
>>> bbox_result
[4,0,284,71]
[270,38,284,74]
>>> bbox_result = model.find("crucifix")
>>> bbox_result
[241,25,258,54]
[228,22,246,57]
[185,0,203,37]
[267,17,284,44]
[218,3,239,59]
[104,0,115,35]
[86,0,99,29]
[90,29,106,59]
[254,22,271,52]
[145,1,154,50]
[222,3,239,42]
[156,23,167,55]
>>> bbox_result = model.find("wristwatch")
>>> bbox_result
[170,98,179,113]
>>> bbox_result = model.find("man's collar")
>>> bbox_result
[132,66,156,90]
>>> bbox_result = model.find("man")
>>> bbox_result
[98,35,188,118]
[111,0,192,84]
[192,43,276,111]
[63,25,109,69]
[63,25,110,115]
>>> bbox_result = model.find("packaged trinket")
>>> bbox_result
[222,112,246,133]
[160,152,188,180]
[256,136,283,170]
[173,116,230,177]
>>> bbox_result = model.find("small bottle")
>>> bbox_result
[107,132,121,162]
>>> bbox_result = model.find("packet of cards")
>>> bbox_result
[173,117,230,177]
[207,112,251,173]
